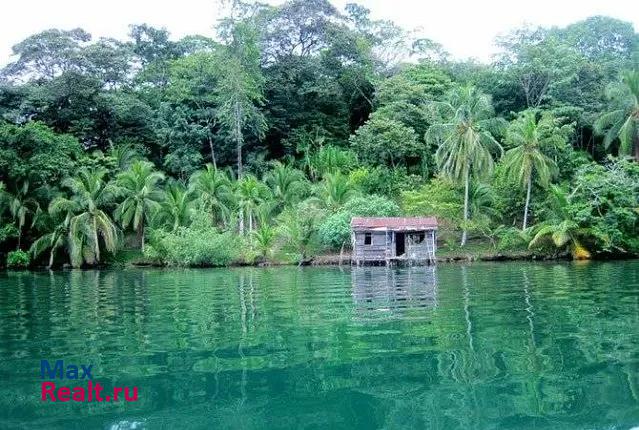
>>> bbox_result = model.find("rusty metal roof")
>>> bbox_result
[351,217,438,231]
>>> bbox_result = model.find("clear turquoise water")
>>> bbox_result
[1,261,638,429]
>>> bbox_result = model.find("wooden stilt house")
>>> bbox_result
[351,217,438,265]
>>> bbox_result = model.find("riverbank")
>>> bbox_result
[6,242,636,271]
[121,242,636,269]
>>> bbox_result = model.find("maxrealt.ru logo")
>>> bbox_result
[40,360,139,402]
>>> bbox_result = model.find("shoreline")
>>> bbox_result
[6,249,637,272]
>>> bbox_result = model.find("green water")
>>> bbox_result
[1,262,638,429]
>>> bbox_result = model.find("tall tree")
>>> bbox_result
[114,160,165,252]
[595,70,639,160]
[1,28,91,81]
[166,51,221,167]
[426,85,503,246]
[129,24,183,88]
[502,111,564,229]
[215,23,266,177]
[254,0,341,62]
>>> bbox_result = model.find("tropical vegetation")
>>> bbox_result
[0,1,638,267]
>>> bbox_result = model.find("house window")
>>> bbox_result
[364,233,372,245]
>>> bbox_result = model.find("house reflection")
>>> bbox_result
[351,266,438,318]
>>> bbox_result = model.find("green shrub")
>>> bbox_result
[145,227,239,267]
[494,227,531,251]
[0,224,18,244]
[7,250,30,269]
[568,159,639,254]
[318,195,400,249]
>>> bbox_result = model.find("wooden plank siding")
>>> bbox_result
[353,231,389,262]
[352,227,437,266]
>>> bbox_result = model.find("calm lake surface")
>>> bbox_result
[1,261,639,429]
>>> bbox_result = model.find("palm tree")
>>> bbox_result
[189,164,233,226]
[528,185,605,259]
[595,70,639,160]
[54,168,119,267]
[252,223,276,261]
[154,182,195,231]
[108,144,140,171]
[235,175,270,235]
[314,172,359,210]
[114,160,165,252]
[426,84,503,246]
[307,146,357,181]
[469,182,500,223]
[4,181,40,250]
[276,203,322,265]
[502,111,559,229]
[30,205,73,268]
[265,162,307,210]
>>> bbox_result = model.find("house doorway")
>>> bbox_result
[395,232,405,256]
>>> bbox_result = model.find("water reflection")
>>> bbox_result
[1,263,639,429]
[351,266,437,318]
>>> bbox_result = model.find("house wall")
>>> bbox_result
[352,229,437,263]
[406,230,437,260]
[405,231,436,260]
[352,231,391,261]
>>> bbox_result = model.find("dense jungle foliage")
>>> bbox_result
[0,0,638,268]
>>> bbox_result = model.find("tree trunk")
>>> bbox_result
[17,229,21,250]
[523,174,532,230]
[461,169,470,247]
[235,102,243,178]
[356,85,373,108]
[94,218,100,263]
[48,249,55,269]
[140,225,145,254]
[634,137,639,162]
[239,210,244,236]
[237,135,242,177]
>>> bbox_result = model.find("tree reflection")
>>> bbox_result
[1,263,639,428]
